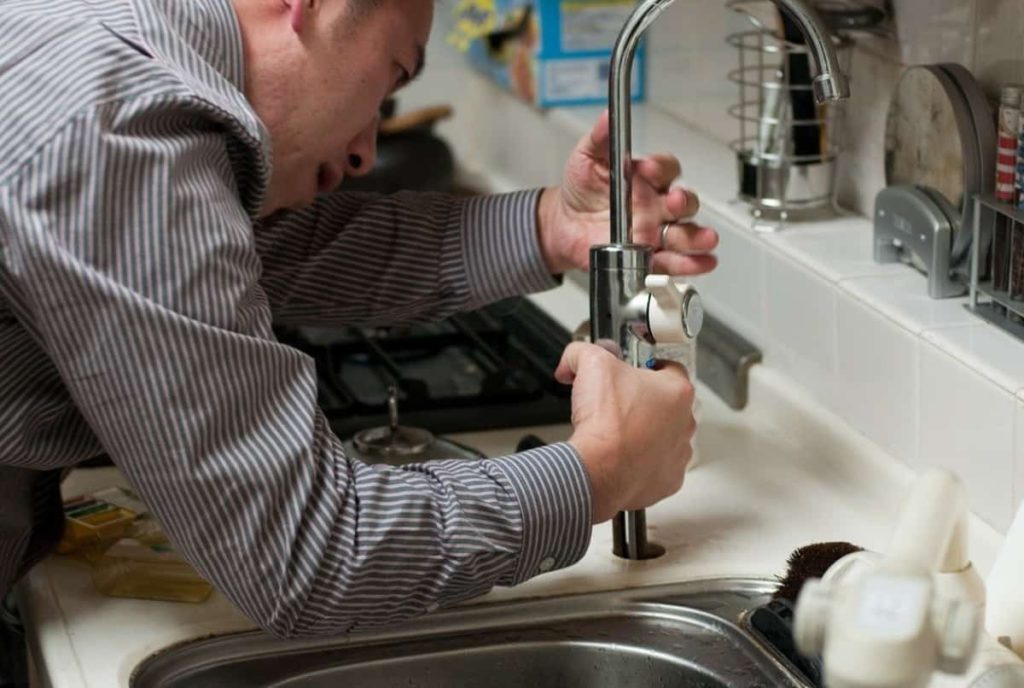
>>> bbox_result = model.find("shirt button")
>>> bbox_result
[538,557,555,572]
[426,602,439,613]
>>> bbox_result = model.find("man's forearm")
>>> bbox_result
[255,189,561,327]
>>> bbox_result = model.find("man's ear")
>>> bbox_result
[286,0,317,33]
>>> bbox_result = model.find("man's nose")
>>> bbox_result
[344,117,379,178]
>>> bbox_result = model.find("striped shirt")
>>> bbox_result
[0,0,592,636]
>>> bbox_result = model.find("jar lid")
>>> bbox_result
[353,425,434,458]
[344,433,485,466]
[344,384,485,465]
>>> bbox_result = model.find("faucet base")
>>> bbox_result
[612,510,666,560]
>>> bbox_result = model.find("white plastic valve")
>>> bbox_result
[793,470,987,688]
[796,571,981,688]
[644,275,703,343]
[793,578,832,656]
[986,499,1024,658]
[937,596,985,674]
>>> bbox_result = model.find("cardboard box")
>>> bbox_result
[449,0,646,108]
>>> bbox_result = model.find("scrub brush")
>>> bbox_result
[746,542,864,687]
[773,541,864,602]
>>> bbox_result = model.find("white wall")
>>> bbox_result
[642,0,1024,217]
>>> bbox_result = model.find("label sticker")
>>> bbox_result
[560,1,636,52]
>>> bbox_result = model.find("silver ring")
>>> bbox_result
[659,222,673,250]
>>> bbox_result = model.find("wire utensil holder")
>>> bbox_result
[968,194,1024,339]
[726,0,850,229]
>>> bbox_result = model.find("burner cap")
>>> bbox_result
[353,425,434,458]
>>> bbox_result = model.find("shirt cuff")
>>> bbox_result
[461,190,562,308]
[490,442,593,585]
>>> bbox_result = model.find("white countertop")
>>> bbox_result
[18,277,1007,688]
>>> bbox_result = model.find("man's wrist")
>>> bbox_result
[536,187,569,276]
[490,443,594,584]
[568,434,619,523]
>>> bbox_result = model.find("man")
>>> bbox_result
[0,0,717,657]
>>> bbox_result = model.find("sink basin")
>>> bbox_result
[131,578,810,688]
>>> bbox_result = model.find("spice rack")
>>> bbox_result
[968,194,1024,339]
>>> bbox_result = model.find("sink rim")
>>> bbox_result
[130,576,809,687]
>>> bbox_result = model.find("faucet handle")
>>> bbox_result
[644,275,703,343]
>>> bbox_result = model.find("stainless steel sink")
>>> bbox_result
[131,578,810,688]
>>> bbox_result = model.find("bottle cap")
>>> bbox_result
[1000,85,1023,107]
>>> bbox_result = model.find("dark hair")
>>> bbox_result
[337,0,383,35]
[348,0,383,14]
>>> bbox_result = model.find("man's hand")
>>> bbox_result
[555,342,695,523]
[537,110,719,276]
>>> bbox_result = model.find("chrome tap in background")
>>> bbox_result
[594,0,850,560]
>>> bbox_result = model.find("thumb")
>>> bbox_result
[554,341,619,385]
[576,110,610,163]
[554,341,589,385]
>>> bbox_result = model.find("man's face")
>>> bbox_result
[245,0,433,216]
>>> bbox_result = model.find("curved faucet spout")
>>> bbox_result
[607,0,850,245]
[596,0,849,561]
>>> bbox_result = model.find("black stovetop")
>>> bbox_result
[273,298,574,438]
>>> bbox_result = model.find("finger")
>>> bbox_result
[662,186,700,219]
[555,342,587,384]
[651,252,719,276]
[628,188,696,247]
[593,338,624,358]
[576,109,611,163]
[554,341,616,384]
[660,223,719,254]
[633,154,682,192]
[644,358,691,379]
[638,187,699,229]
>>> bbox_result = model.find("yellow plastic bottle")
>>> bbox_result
[90,517,213,604]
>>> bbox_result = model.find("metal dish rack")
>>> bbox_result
[726,0,851,229]
[968,194,1024,339]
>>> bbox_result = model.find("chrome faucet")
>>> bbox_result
[595,0,850,560]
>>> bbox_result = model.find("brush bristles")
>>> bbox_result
[773,541,864,602]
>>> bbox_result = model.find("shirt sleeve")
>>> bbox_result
[0,101,592,636]
[253,189,561,326]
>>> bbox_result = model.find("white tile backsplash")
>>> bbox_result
[836,291,919,464]
[1016,396,1024,513]
[761,246,838,405]
[840,273,975,335]
[918,338,1016,530]
[689,206,766,343]
[763,217,906,283]
[923,322,1024,395]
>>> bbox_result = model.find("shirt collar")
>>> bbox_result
[128,0,262,137]
[126,0,270,214]
[132,0,245,90]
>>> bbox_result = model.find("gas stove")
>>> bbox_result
[273,297,574,439]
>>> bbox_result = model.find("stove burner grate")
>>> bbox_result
[274,298,574,437]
